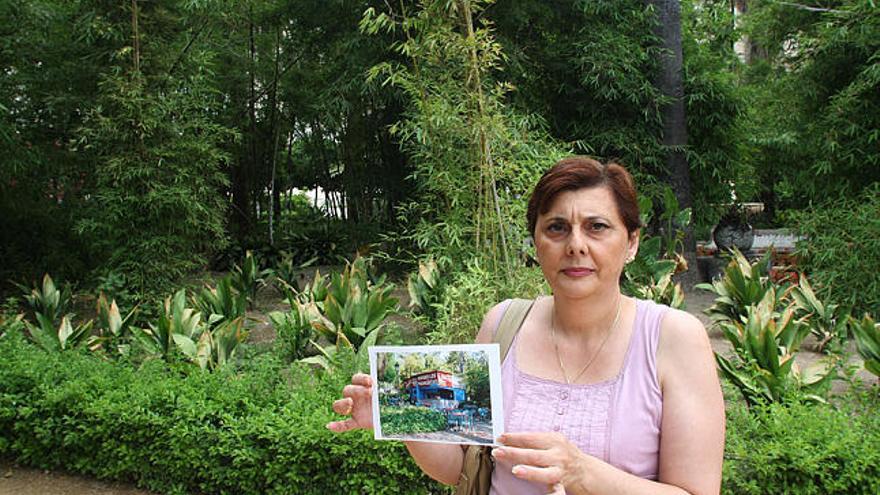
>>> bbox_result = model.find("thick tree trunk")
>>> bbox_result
[650,0,700,286]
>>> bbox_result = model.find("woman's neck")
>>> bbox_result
[551,289,623,338]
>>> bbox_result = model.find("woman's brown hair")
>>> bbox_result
[526,156,640,237]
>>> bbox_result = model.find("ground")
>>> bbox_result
[0,282,873,495]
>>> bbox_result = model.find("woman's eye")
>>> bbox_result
[548,223,567,233]
[589,222,609,232]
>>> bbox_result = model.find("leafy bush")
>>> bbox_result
[850,314,880,378]
[697,248,785,325]
[724,394,880,495]
[380,405,447,436]
[791,186,880,316]
[268,304,314,363]
[715,291,836,406]
[0,334,444,494]
[623,236,686,309]
[426,258,548,344]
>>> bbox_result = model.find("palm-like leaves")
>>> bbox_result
[850,314,880,377]
[715,291,837,406]
[790,276,849,353]
[89,294,138,356]
[18,273,72,325]
[191,276,247,327]
[25,314,94,352]
[697,248,786,324]
[138,290,204,358]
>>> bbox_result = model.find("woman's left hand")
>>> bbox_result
[492,431,589,494]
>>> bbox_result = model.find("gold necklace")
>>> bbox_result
[551,296,622,385]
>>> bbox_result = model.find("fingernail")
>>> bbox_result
[491,448,502,458]
[512,465,524,476]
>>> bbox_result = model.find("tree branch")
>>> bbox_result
[773,1,850,14]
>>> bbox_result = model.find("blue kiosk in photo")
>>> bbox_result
[402,370,466,411]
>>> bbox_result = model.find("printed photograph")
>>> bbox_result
[369,344,504,445]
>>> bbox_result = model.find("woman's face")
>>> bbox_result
[533,186,638,300]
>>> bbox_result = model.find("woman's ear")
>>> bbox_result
[626,229,640,262]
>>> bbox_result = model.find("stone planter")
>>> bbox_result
[713,222,754,252]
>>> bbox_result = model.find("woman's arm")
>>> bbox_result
[331,301,510,486]
[493,308,725,495]
[404,301,509,485]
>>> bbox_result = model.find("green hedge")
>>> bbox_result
[0,333,444,495]
[723,394,880,494]
[3,329,880,494]
[380,405,447,436]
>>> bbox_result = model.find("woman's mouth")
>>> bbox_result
[562,267,594,277]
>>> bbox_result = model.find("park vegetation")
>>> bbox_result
[1,1,878,494]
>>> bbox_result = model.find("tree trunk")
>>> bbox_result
[649,0,700,286]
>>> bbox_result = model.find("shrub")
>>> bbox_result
[0,334,444,494]
[380,405,447,436]
[724,394,880,494]
[791,186,880,316]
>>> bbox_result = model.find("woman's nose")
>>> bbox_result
[567,229,589,256]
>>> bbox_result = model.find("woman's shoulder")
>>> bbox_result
[475,299,514,344]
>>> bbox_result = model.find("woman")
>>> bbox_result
[327,157,725,494]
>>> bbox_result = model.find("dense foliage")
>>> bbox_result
[0,332,443,495]
[724,395,880,495]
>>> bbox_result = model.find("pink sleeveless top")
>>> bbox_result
[490,298,667,494]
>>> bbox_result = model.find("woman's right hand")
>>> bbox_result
[326,373,374,432]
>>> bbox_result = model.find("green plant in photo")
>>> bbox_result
[849,314,880,378]
[623,236,686,309]
[231,250,272,307]
[136,289,204,360]
[715,291,837,406]
[24,314,94,352]
[272,250,318,294]
[380,405,447,436]
[191,276,247,328]
[697,248,785,324]
[17,273,72,325]
[268,302,314,363]
[173,317,248,371]
[407,258,442,317]
[790,276,850,354]
[88,293,138,357]
[312,257,399,352]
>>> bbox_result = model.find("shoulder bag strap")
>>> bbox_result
[494,298,535,361]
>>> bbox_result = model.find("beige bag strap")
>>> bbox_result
[494,298,535,361]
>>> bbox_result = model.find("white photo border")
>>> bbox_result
[368,343,505,446]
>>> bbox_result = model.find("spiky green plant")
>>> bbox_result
[18,274,72,325]
[89,293,138,357]
[173,317,248,371]
[790,276,849,353]
[407,258,442,316]
[25,315,94,352]
[715,291,837,406]
[230,250,271,307]
[268,303,313,362]
[850,314,880,378]
[697,248,786,324]
[137,290,203,359]
[191,276,247,328]
[624,236,685,309]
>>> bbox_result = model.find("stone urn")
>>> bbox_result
[712,205,755,252]
[713,222,754,252]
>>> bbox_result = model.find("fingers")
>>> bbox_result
[351,373,372,387]
[509,464,563,486]
[342,384,372,402]
[498,431,561,450]
[332,398,354,415]
[493,445,550,467]
[325,417,360,433]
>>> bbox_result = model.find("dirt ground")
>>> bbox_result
[1,284,872,495]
